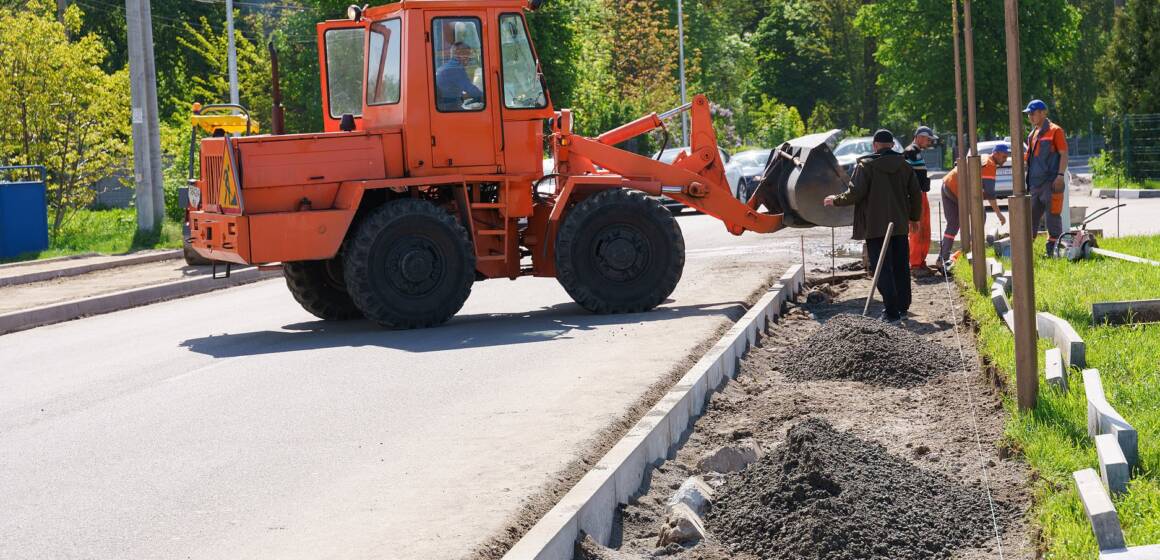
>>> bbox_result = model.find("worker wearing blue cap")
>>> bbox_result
[935,144,1010,270]
[1023,99,1068,256]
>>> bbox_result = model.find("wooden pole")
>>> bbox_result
[951,0,971,262]
[864,222,896,317]
[963,0,988,293]
[1004,0,1038,411]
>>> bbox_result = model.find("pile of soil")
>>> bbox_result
[780,313,958,386]
[706,418,1001,560]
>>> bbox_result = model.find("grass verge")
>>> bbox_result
[956,235,1160,558]
[1,208,182,263]
[1094,176,1160,190]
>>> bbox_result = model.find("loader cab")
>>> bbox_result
[317,2,553,177]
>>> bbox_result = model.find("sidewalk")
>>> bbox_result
[0,250,180,287]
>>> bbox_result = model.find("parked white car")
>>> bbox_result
[833,136,904,180]
[727,148,774,201]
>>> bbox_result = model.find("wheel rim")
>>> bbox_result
[591,224,650,282]
[384,235,444,296]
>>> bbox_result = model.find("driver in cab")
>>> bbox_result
[436,42,483,111]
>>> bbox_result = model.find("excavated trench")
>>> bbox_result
[580,275,1030,560]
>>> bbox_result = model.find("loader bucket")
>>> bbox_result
[751,129,854,228]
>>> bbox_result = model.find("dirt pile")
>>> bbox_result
[706,418,1000,560]
[780,313,958,386]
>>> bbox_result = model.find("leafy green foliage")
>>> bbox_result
[858,0,1080,137]
[1098,0,1160,116]
[0,0,131,233]
[748,95,805,147]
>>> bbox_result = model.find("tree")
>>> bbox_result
[1098,0,1160,116]
[176,14,272,128]
[1055,0,1115,129]
[0,1,131,232]
[857,0,1080,138]
[749,95,805,147]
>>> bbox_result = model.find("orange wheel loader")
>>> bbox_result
[186,0,852,329]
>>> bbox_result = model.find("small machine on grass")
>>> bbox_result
[1058,204,1124,262]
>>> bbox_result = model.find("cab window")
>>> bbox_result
[499,14,546,110]
[432,17,485,113]
[325,28,365,118]
[366,18,402,105]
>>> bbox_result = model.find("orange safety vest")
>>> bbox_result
[943,157,998,200]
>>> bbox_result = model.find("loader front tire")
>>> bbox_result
[283,259,362,321]
[556,189,685,314]
[343,199,475,329]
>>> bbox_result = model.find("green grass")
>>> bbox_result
[1093,175,1160,190]
[956,235,1160,558]
[1,208,182,263]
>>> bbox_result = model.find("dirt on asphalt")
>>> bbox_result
[581,274,1032,560]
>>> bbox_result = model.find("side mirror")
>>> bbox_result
[529,0,547,10]
[339,113,356,132]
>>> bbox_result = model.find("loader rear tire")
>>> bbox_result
[556,189,685,314]
[284,259,362,321]
[343,199,475,329]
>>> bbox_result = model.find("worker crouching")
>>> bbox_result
[825,129,923,323]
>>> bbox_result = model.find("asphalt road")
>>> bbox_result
[0,213,840,560]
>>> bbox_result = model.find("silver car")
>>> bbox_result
[833,136,904,180]
[727,148,774,201]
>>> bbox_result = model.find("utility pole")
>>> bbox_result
[676,0,688,147]
[226,0,239,105]
[1004,0,1038,411]
[951,0,971,262]
[962,0,989,293]
[126,0,165,232]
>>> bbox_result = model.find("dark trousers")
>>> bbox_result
[867,235,912,318]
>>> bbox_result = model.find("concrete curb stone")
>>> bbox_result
[1083,369,1139,470]
[0,267,280,335]
[1095,433,1130,495]
[501,265,805,560]
[1074,468,1127,551]
[1045,347,1068,391]
[1036,312,1086,368]
[1100,545,1160,559]
[1091,188,1160,199]
[0,252,98,270]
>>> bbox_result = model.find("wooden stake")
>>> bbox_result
[863,222,895,317]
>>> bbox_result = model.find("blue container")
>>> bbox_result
[0,166,49,259]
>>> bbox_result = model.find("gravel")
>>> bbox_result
[780,313,959,386]
[706,418,1002,560]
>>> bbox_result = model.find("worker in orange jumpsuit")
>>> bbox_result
[904,126,937,275]
[1023,99,1069,256]
[936,143,1010,271]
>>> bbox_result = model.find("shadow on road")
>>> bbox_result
[179,299,748,358]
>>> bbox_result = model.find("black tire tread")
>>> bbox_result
[343,199,475,329]
[283,260,362,321]
[556,189,685,314]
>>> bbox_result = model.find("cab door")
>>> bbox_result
[316,20,368,133]
[426,13,498,168]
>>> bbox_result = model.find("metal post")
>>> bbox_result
[226,0,239,105]
[951,0,971,260]
[126,0,163,232]
[676,0,688,147]
[1004,0,1038,411]
[963,0,988,292]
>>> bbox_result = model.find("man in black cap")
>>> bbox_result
[904,126,937,275]
[825,129,923,323]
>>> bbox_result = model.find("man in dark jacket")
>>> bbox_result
[825,129,923,322]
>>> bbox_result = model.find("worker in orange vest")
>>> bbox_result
[904,126,937,275]
[935,143,1009,271]
[1023,99,1069,256]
